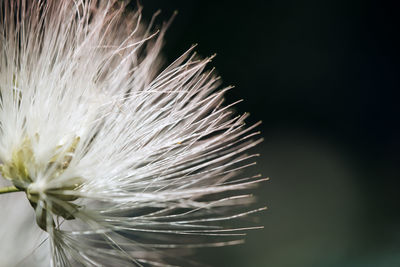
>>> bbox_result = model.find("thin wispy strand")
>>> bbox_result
[0,0,265,266]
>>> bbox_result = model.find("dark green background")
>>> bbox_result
[138,1,399,266]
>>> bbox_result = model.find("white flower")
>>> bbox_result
[0,0,265,266]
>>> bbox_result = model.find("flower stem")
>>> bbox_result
[0,186,21,195]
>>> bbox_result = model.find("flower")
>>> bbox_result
[0,0,265,266]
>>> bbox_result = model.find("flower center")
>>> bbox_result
[0,136,83,230]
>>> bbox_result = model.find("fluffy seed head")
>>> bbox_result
[0,0,265,266]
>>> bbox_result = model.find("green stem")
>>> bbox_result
[0,186,21,195]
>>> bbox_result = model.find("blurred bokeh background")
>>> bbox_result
[140,0,399,266]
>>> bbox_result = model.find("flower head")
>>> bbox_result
[0,0,265,266]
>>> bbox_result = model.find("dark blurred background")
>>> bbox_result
[139,1,400,266]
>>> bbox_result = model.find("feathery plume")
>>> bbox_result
[0,0,265,266]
